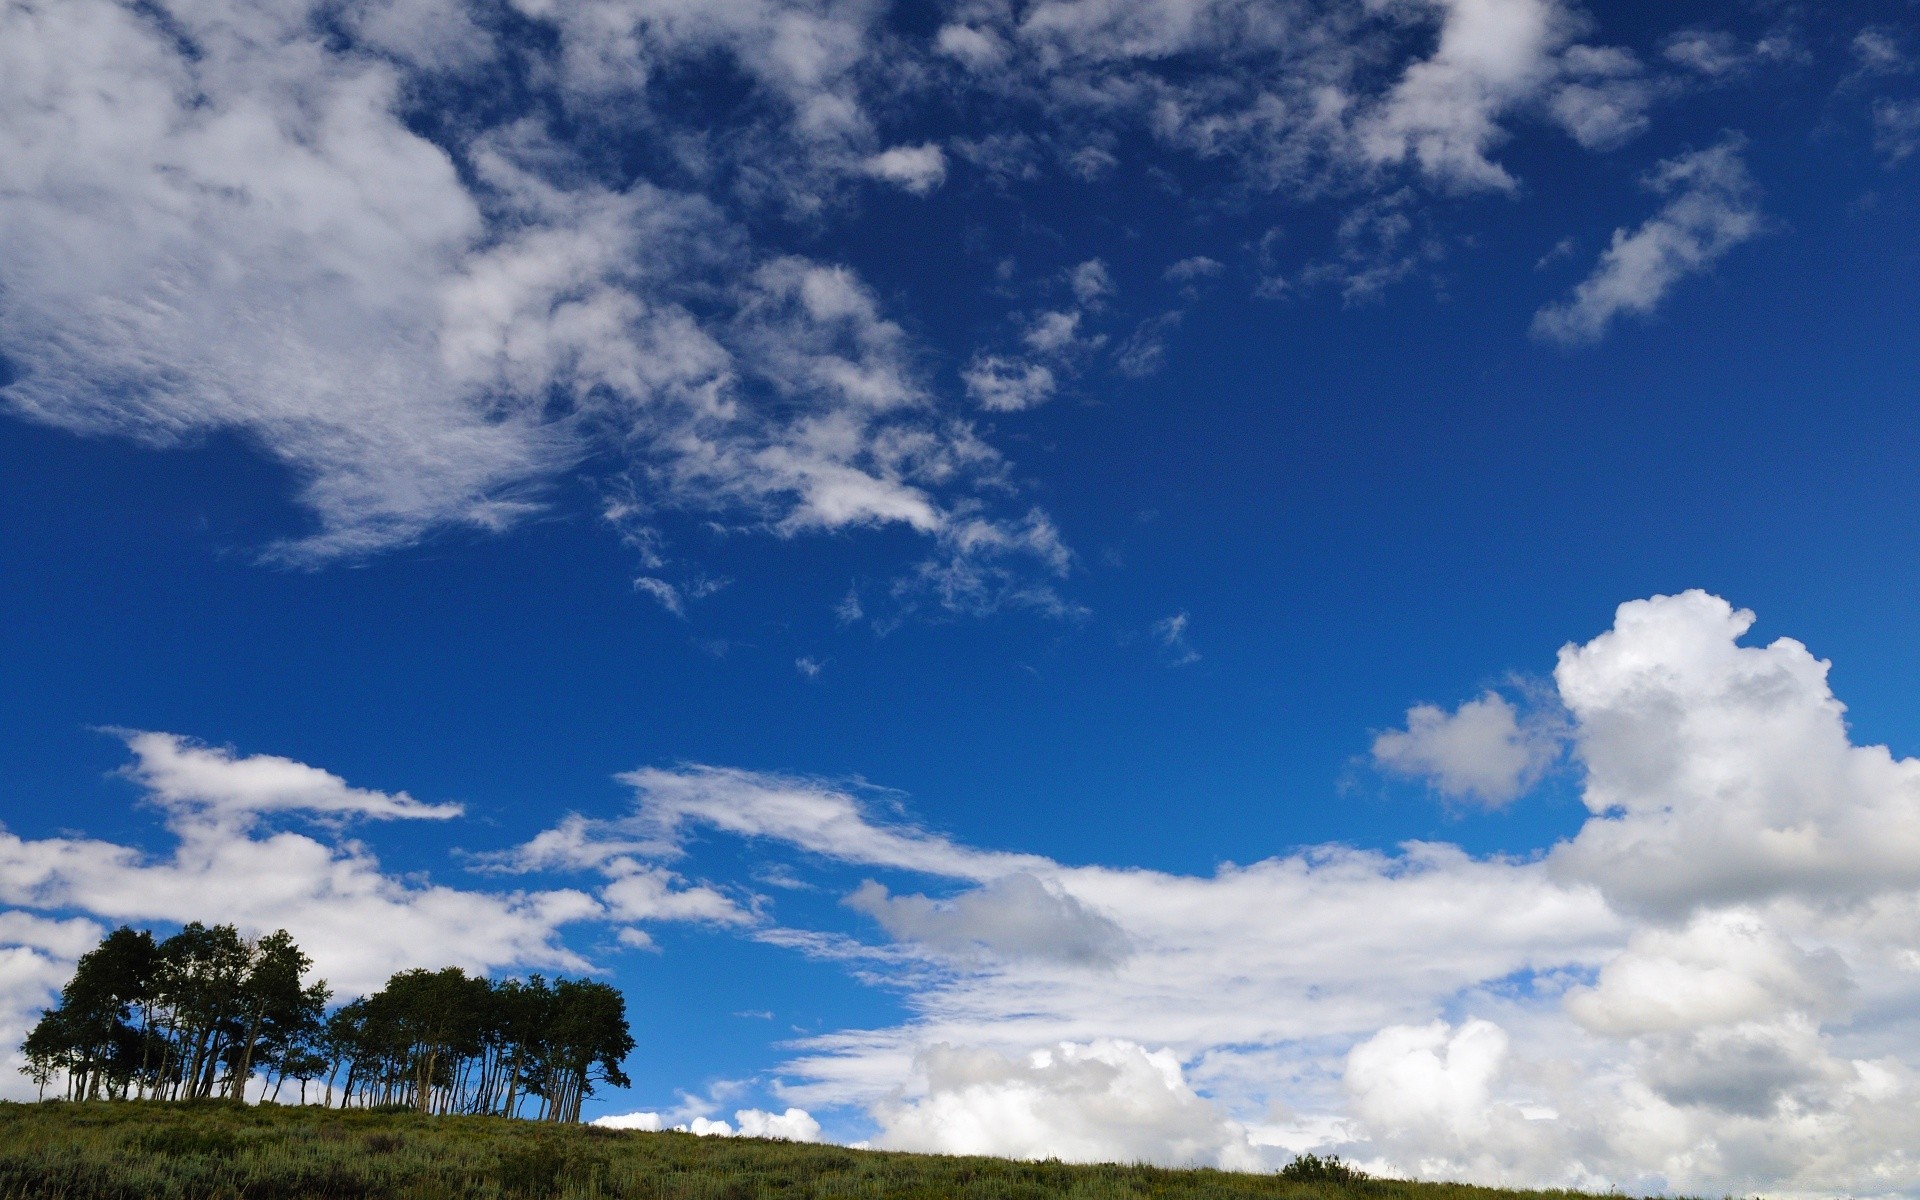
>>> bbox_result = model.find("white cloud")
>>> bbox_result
[593,1110,667,1131]
[1532,138,1763,344]
[117,731,464,823]
[864,145,948,195]
[592,1106,821,1140]
[1372,692,1560,807]
[0,803,600,1007]
[0,914,107,1095]
[872,1040,1262,1169]
[1661,28,1801,79]
[1068,260,1114,306]
[517,590,1920,1194]
[600,766,1052,881]
[27,592,1920,1189]
[846,875,1131,967]
[0,0,1730,598]
[1566,909,1852,1037]
[1358,0,1574,192]
[1346,1019,1509,1144]
[736,1107,825,1140]
[0,0,1060,591]
[1547,46,1654,152]
[1163,257,1224,288]
[1550,590,1920,917]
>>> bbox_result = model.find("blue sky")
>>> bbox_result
[3,0,1920,1190]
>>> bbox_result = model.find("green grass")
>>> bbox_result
[0,1100,1628,1200]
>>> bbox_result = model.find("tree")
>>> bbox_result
[20,925,155,1100]
[19,924,632,1122]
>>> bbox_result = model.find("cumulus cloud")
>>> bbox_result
[1532,139,1763,344]
[1372,692,1561,807]
[1550,590,1920,917]
[517,590,1920,1194]
[1345,1019,1510,1146]
[26,592,1920,1189]
[873,1040,1261,1169]
[1566,909,1852,1037]
[592,1107,822,1140]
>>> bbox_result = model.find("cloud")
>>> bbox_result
[736,1107,825,1140]
[1852,29,1908,77]
[0,0,1726,596]
[592,1107,822,1140]
[0,0,1059,590]
[27,592,1920,1189]
[1874,100,1920,165]
[846,874,1131,967]
[863,145,949,195]
[1358,0,1576,192]
[1151,612,1201,667]
[872,1040,1262,1169]
[1532,138,1763,344]
[1345,1019,1510,1145]
[964,357,1058,412]
[592,1111,667,1131]
[1661,29,1801,78]
[1550,589,1920,917]
[0,914,108,1094]
[1566,909,1853,1037]
[1547,46,1655,152]
[116,731,464,823]
[0,797,599,1007]
[529,590,1920,1193]
[604,766,1053,881]
[1371,692,1561,807]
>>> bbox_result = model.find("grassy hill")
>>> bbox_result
[0,1100,1628,1200]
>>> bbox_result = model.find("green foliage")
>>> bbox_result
[0,1100,1680,1200]
[22,925,632,1121]
[1281,1154,1367,1183]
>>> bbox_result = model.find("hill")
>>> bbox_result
[0,1100,1645,1200]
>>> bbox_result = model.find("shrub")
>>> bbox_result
[1281,1153,1368,1183]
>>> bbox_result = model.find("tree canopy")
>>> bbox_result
[21,924,632,1122]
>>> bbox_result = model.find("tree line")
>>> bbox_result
[21,923,633,1122]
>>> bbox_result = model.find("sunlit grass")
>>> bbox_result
[0,1100,1658,1200]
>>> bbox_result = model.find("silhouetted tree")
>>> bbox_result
[22,924,633,1122]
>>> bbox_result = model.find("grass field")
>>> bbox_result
[0,1100,1637,1200]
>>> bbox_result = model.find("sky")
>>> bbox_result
[2,0,1920,1191]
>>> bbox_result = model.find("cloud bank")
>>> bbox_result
[515,591,1920,1193]
[9,596,1920,1191]
[0,0,1785,585]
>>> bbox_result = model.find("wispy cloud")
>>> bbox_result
[1532,137,1763,344]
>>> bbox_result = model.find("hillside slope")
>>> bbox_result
[0,1101,1661,1200]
